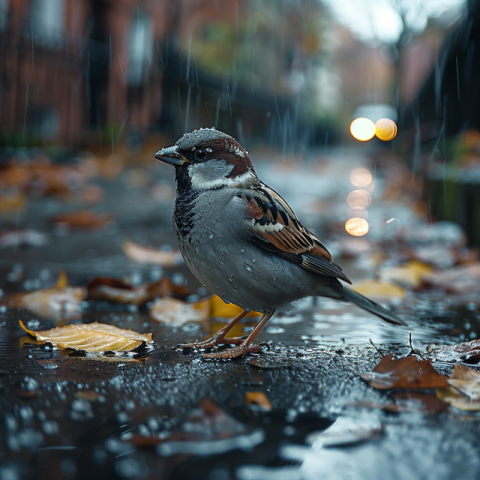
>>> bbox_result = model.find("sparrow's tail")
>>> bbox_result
[337,286,406,326]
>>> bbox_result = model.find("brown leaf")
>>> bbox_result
[7,271,84,321]
[245,392,272,411]
[19,320,152,353]
[86,276,191,305]
[51,210,113,230]
[149,297,210,326]
[122,240,183,267]
[360,353,449,390]
[426,340,480,364]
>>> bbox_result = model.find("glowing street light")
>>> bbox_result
[375,118,397,141]
[345,217,369,237]
[350,118,376,141]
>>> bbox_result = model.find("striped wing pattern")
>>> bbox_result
[237,184,351,284]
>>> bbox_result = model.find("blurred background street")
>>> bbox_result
[2,1,480,479]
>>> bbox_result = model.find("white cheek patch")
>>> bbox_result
[188,161,255,190]
[252,219,284,233]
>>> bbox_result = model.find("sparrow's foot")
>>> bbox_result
[201,343,262,360]
[174,334,246,351]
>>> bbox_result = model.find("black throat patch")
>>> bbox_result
[173,166,198,237]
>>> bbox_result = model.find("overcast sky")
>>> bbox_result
[324,0,466,43]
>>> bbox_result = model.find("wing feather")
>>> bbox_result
[237,185,352,284]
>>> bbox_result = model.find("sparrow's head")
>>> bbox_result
[153,128,258,191]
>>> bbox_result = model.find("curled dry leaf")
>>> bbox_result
[360,353,449,390]
[380,261,433,288]
[19,320,152,353]
[7,271,84,321]
[86,276,190,305]
[122,240,183,267]
[426,339,480,364]
[245,392,272,411]
[349,280,406,300]
[51,209,113,231]
[150,297,210,326]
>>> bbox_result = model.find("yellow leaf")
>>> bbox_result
[55,270,69,289]
[436,387,480,411]
[210,295,261,318]
[380,261,433,288]
[19,320,152,353]
[245,392,272,411]
[349,280,406,299]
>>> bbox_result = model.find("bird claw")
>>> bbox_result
[173,335,246,352]
[201,343,262,360]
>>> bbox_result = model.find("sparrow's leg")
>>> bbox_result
[174,310,248,351]
[202,309,275,360]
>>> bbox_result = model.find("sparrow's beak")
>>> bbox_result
[152,146,189,166]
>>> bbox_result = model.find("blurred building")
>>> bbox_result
[0,0,331,148]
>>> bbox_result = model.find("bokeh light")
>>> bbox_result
[346,189,372,209]
[350,117,376,141]
[375,118,398,141]
[350,168,372,187]
[345,217,369,237]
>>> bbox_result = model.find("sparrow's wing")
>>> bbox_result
[237,184,352,284]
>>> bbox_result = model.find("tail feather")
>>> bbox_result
[339,286,406,326]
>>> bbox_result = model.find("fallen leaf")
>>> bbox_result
[0,229,49,249]
[86,276,190,305]
[421,263,480,294]
[150,297,210,326]
[306,416,382,447]
[349,280,406,299]
[360,353,449,390]
[380,261,433,288]
[7,271,84,321]
[350,392,449,414]
[156,399,264,456]
[19,320,152,353]
[210,295,261,318]
[122,240,183,267]
[0,192,27,214]
[75,391,103,401]
[245,392,272,411]
[447,365,480,400]
[51,209,113,230]
[426,339,480,364]
[436,387,480,411]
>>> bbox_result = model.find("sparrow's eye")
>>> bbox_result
[195,149,207,161]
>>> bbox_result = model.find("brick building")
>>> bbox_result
[0,0,326,147]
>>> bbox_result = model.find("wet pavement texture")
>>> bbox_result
[1,149,480,480]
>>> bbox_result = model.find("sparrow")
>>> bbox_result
[153,128,405,359]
